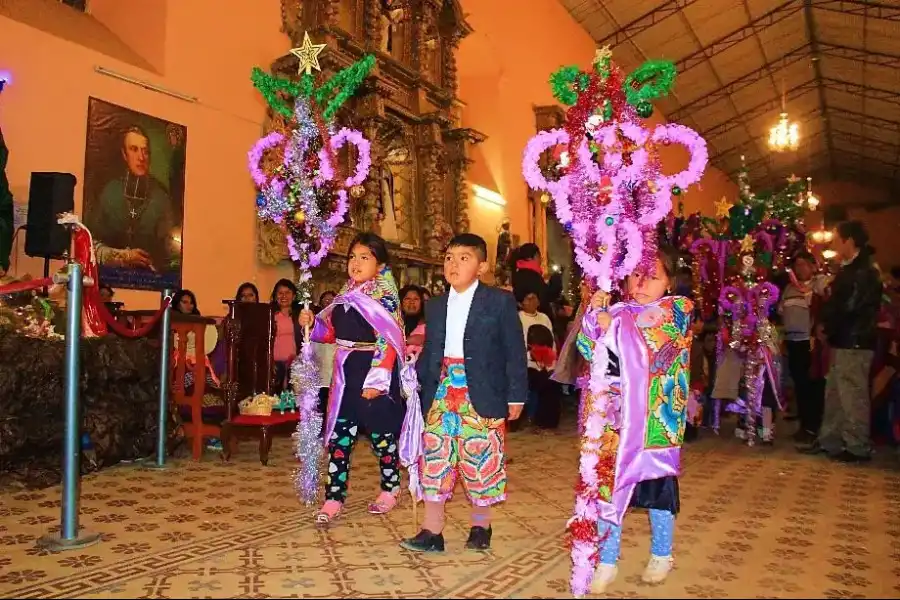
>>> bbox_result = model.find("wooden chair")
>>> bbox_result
[219,301,300,465]
[170,313,221,461]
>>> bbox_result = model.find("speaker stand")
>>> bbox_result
[41,257,51,297]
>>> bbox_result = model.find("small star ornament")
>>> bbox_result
[714,196,733,219]
[740,234,755,253]
[593,45,612,66]
[290,31,327,76]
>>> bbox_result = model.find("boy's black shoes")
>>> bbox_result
[465,526,492,551]
[399,529,445,553]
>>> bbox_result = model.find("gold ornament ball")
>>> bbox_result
[350,185,365,198]
[294,211,306,224]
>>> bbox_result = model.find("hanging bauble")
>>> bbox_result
[671,185,682,196]
[636,101,653,119]
[294,210,306,224]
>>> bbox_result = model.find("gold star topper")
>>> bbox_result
[714,196,733,219]
[593,45,612,65]
[786,174,800,184]
[290,31,327,76]
[740,234,755,253]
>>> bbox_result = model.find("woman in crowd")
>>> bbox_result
[270,278,304,392]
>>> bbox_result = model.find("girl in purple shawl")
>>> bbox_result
[299,233,407,525]
[569,246,693,596]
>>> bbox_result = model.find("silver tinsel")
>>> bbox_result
[290,343,323,505]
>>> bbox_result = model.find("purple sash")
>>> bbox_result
[589,304,682,526]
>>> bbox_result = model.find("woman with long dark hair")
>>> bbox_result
[270,278,304,391]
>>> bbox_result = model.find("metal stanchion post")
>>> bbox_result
[148,288,173,469]
[38,261,100,552]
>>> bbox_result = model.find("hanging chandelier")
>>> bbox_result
[768,77,799,153]
[768,112,799,152]
[805,176,819,211]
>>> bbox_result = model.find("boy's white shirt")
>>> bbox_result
[442,279,524,406]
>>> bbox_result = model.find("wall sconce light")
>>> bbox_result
[472,184,505,206]
[809,228,834,245]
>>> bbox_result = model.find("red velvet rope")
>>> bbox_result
[99,296,172,338]
[0,277,55,295]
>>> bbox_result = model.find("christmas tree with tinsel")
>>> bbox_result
[0,77,13,275]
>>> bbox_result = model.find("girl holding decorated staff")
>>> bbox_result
[299,232,407,525]
[570,245,693,594]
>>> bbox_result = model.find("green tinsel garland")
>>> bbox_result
[314,54,376,121]
[251,54,376,121]
[623,60,677,107]
[550,66,587,106]
[251,68,302,118]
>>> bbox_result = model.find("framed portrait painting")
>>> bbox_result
[81,98,187,292]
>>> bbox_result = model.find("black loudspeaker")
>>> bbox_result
[24,172,76,259]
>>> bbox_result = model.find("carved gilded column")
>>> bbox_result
[421,143,450,255]
[442,32,461,94]
[323,0,340,28]
[360,119,382,233]
[280,0,302,36]
[444,127,486,235]
[362,0,382,50]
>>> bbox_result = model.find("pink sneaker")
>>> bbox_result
[368,490,400,514]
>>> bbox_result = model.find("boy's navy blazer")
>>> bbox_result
[416,283,528,419]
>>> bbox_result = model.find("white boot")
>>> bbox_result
[641,554,673,584]
[590,563,618,594]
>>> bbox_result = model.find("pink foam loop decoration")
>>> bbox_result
[650,124,708,190]
[248,131,286,188]
[749,281,780,316]
[575,217,642,292]
[522,129,572,200]
[318,128,372,188]
[590,123,649,187]
[647,124,708,225]
[718,285,745,314]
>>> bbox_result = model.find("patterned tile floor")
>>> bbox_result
[1,426,899,599]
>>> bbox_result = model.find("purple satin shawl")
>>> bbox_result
[312,286,405,442]
[586,302,682,526]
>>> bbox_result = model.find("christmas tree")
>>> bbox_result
[0,76,13,275]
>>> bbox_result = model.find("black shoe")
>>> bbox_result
[793,429,815,444]
[796,439,825,454]
[465,526,492,551]
[830,450,871,464]
[399,529,445,553]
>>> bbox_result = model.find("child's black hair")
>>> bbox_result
[348,232,391,264]
[657,244,680,279]
[446,233,488,261]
